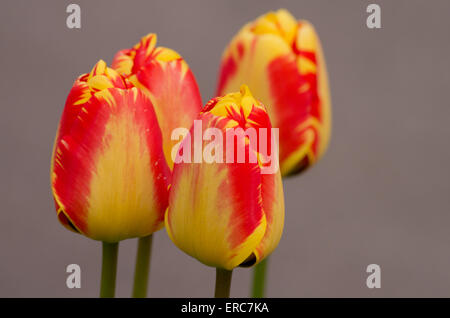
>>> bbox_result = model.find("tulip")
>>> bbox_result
[111,33,203,297]
[112,33,202,170]
[216,9,331,297]
[165,85,285,297]
[216,9,331,177]
[50,60,170,296]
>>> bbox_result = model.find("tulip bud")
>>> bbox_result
[217,9,331,176]
[51,60,170,242]
[165,85,285,270]
[112,33,202,170]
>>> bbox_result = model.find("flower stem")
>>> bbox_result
[132,235,153,298]
[215,268,233,298]
[100,241,119,298]
[251,258,268,298]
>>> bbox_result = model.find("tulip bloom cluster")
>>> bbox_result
[50,8,330,298]
[217,9,331,176]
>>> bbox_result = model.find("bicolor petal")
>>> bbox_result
[217,9,331,177]
[112,33,202,170]
[51,61,170,242]
[165,86,285,270]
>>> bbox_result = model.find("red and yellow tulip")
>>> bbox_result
[112,33,202,170]
[165,85,285,270]
[216,9,331,177]
[50,60,170,242]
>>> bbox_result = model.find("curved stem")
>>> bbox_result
[100,241,119,298]
[251,258,268,298]
[132,235,153,298]
[214,268,233,298]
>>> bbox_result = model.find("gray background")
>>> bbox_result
[1,0,449,297]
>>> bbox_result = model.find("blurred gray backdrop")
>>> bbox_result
[1,0,450,297]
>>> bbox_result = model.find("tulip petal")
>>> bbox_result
[52,88,170,242]
[165,115,267,270]
[252,170,284,264]
[51,61,127,163]
[132,59,202,169]
[112,34,202,169]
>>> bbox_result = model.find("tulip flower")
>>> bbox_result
[111,33,202,297]
[216,9,331,177]
[165,85,285,297]
[112,33,202,170]
[216,9,331,297]
[50,60,170,297]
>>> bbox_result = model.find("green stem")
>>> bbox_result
[251,258,268,298]
[100,241,119,298]
[214,268,233,298]
[132,235,153,298]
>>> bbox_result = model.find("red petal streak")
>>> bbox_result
[267,54,321,163]
[225,156,263,249]
[216,55,237,97]
[52,92,110,233]
[54,80,90,145]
